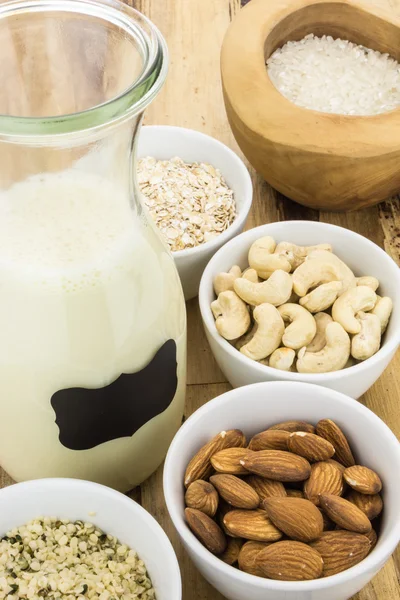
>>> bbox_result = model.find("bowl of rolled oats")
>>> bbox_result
[0,478,181,600]
[137,125,253,300]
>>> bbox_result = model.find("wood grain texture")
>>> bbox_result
[136,0,399,597]
[221,0,400,210]
[0,0,399,599]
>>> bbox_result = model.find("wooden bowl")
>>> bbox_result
[221,0,400,211]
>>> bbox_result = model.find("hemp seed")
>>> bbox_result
[0,518,156,599]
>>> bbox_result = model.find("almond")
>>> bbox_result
[216,499,235,537]
[223,509,282,542]
[346,490,383,520]
[316,419,355,467]
[241,450,311,482]
[326,458,346,474]
[211,448,253,475]
[343,465,382,495]
[310,530,371,576]
[365,528,378,552]
[238,541,270,576]
[210,474,260,509]
[256,540,324,581]
[248,430,290,451]
[184,429,246,487]
[219,537,243,566]
[185,508,227,555]
[185,480,219,517]
[319,508,335,531]
[304,461,343,506]
[246,475,287,499]
[319,494,372,534]
[268,420,316,434]
[288,431,335,462]
[286,488,304,498]
[262,497,323,542]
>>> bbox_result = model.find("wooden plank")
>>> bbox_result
[0,1,398,600]
[379,196,400,265]
[136,0,400,598]
[187,298,225,385]
[361,353,400,439]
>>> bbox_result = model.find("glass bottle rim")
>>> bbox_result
[0,0,168,140]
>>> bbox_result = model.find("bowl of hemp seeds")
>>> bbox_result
[0,478,181,600]
[137,125,253,301]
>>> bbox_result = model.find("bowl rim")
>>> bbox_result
[0,477,182,595]
[138,125,253,258]
[199,220,400,383]
[221,0,400,156]
[163,380,400,592]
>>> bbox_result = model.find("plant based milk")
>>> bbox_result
[0,170,186,491]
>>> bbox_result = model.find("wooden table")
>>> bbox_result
[1,0,399,598]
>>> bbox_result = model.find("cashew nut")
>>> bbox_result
[332,286,377,334]
[277,303,317,349]
[274,242,332,270]
[235,323,257,350]
[240,303,284,360]
[351,311,382,360]
[306,312,333,353]
[269,347,296,371]
[211,291,250,340]
[234,270,293,306]
[292,250,356,297]
[248,236,291,279]
[356,276,379,292]
[242,268,259,283]
[299,281,343,313]
[297,322,351,373]
[371,296,393,333]
[213,265,242,296]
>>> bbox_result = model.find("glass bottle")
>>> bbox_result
[0,0,186,492]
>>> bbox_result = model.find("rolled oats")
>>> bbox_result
[137,157,236,251]
[0,518,156,600]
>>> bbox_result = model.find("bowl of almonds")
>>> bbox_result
[137,125,253,301]
[163,381,400,600]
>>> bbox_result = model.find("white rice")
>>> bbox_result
[266,34,400,115]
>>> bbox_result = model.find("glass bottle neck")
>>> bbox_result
[0,0,167,141]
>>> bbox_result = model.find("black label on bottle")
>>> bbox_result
[51,339,178,450]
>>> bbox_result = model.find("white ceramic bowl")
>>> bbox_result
[137,125,253,300]
[163,381,400,600]
[199,220,400,398]
[0,478,181,599]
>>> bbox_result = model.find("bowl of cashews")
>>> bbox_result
[199,221,400,398]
